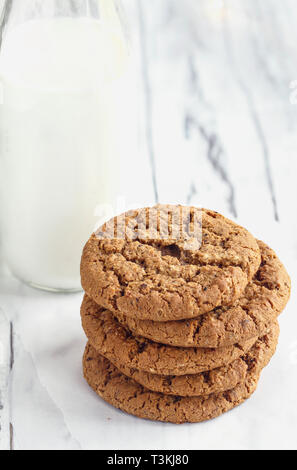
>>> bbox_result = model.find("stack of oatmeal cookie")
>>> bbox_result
[80,205,290,423]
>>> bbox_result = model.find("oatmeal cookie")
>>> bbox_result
[83,323,278,423]
[107,323,279,396]
[109,241,290,347]
[81,298,258,376]
[81,205,261,321]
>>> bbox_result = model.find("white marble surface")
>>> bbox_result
[1,0,297,450]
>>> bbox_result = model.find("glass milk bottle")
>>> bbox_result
[0,0,133,292]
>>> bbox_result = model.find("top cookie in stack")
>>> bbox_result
[80,205,290,423]
[81,206,261,321]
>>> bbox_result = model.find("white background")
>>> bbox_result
[0,0,297,450]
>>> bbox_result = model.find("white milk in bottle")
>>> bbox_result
[0,16,131,291]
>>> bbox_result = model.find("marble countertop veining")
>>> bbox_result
[0,0,297,450]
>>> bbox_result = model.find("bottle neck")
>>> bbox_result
[0,1,126,54]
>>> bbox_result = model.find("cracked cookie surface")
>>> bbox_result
[83,323,278,423]
[81,205,261,321]
[81,298,258,375]
[108,241,290,347]
[104,323,279,396]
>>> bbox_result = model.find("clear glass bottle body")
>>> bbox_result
[0,0,133,292]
